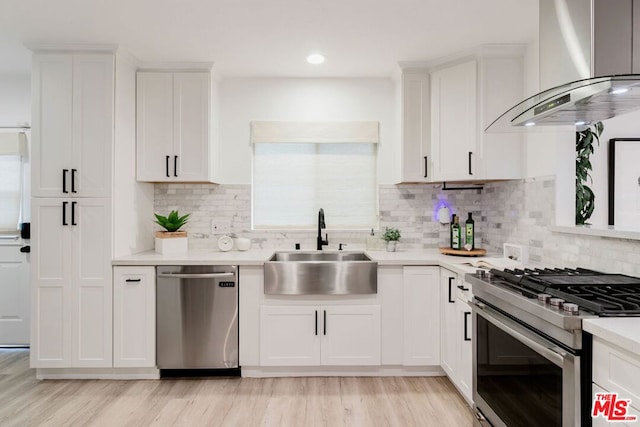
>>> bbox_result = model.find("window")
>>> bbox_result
[251,121,379,230]
[0,132,26,234]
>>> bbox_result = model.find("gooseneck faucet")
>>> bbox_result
[317,208,329,250]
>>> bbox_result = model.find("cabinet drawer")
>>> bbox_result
[593,337,640,405]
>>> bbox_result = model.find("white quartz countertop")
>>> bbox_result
[112,248,510,277]
[583,318,640,354]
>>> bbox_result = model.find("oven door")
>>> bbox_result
[471,300,581,427]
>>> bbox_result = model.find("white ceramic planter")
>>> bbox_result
[155,231,188,254]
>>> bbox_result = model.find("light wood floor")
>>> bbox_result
[0,349,474,427]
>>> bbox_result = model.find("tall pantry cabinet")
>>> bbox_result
[30,52,114,368]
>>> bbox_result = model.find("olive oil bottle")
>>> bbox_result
[465,212,475,250]
[450,214,461,249]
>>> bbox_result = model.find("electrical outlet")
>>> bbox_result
[211,219,231,234]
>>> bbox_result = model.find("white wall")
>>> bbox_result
[219,77,397,184]
[112,51,154,257]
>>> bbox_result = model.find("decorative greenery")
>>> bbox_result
[576,122,604,225]
[382,227,401,242]
[154,210,190,232]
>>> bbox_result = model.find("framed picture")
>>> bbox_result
[608,138,640,227]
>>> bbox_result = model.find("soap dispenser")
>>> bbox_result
[366,228,378,250]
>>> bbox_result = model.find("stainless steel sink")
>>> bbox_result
[264,251,377,295]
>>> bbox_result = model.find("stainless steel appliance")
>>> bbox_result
[156,265,238,370]
[467,267,640,427]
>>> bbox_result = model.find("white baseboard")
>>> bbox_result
[241,365,445,378]
[36,367,160,380]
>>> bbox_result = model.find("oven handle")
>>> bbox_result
[157,273,235,279]
[471,301,567,367]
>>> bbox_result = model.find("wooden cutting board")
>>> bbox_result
[439,247,487,257]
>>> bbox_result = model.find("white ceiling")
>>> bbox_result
[0,0,538,77]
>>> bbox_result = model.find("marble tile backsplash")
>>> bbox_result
[481,177,640,276]
[154,178,639,275]
[154,184,482,251]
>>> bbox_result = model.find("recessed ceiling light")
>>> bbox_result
[306,53,325,65]
[524,121,536,127]
[575,121,586,126]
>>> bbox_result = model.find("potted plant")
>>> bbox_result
[154,210,190,254]
[382,227,401,252]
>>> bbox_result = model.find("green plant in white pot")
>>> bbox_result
[382,227,401,252]
[154,210,190,254]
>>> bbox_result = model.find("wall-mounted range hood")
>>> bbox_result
[488,0,640,131]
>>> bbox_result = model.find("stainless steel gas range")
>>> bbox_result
[466,267,640,427]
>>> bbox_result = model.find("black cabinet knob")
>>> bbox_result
[20,246,30,253]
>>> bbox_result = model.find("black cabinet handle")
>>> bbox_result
[457,284,470,291]
[71,202,77,226]
[174,156,178,177]
[62,202,68,226]
[448,277,455,303]
[63,169,69,193]
[323,310,327,335]
[464,312,471,341]
[71,169,77,193]
[166,155,170,178]
[125,278,142,283]
[20,246,30,253]
[468,152,473,175]
[315,310,318,336]
[423,156,428,178]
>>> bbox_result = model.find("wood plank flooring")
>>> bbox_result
[0,349,474,426]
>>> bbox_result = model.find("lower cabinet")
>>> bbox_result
[440,268,473,403]
[113,266,156,368]
[259,305,381,366]
[403,266,440,365]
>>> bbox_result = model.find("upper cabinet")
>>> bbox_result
[397,46,525,183]
[136,71,214,182]
[430,60,478,181]
[399,71,432,182]
[32,54,114,197]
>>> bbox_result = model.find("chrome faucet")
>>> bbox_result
[317,208,329,250]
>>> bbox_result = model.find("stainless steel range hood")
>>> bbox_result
[488,0,640,131]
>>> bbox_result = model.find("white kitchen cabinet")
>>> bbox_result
[429,47,525,182]
[593,337,640,409]
[403,266,440,366]
[440,268,459,376]
[398,70,432,182]
[0,244,30,346]
[440,268,473,403]
[431,60,478,182]
[259,304,381,367]
[31,197,112,368]
[136,71,212,182]
[113,266,156,368]
[31,53,114,198]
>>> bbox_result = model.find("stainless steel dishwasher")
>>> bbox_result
[156,265,238,370]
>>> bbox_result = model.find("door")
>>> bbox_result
[431,60,478,181]
[403,266,440,365]
[260,305,320,366]
[457,298,473,402]
[136,72,174,181]
[71,198,112,367]
[173,72,210,181]
[31,54,73,197]
[440,269,458,375]
[401,71,432,182]
[30,198,73,367]
[321,305,381,366]
[0,244,30,345]
[72,54,114,197]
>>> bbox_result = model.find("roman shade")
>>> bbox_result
[250,121,379,144]
[0,132,28,156]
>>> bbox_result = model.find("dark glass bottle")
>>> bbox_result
[450,214,461,249]
[465,212,475,250]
